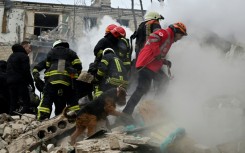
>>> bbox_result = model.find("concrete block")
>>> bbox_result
[25,137,35,146]
[11,123,25,133]
[0,138,7,150]
[2,126,11,139]
[0,123,6,136]
[47,144,54,153]
[21,114,36,123]
[109,136,120,150]
[0,148,8,153]
[11,115,20,120]
[123,136,150,145]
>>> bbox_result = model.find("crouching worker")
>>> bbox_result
[63,86,127,145]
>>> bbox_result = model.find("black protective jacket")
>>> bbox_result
[6,44,34,87]
[93,33,119,64]
[96,52,128,89]
[131,20,161,58]
[114,38,131,72]
[45,46,82,86]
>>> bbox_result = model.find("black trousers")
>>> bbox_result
[37,83,79,120]
[123,68,155,115]
[8,83,30,115]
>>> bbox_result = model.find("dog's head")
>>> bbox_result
[116,86,127,106]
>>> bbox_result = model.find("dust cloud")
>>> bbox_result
[148,0,245,146]
[75,0,245,146]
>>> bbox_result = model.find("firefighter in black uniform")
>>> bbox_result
[93,48,128,98]
[114,37,132,73]
[37,40,82,121]
[88,26,126,76]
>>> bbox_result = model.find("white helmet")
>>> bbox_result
[52,40,62,48]
[144,11,164,21]
[102,48,115,56]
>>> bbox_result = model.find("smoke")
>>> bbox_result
[74,0,245,147]
[145,0,245,147]
[76,15,133,70]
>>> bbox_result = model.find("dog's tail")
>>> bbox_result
[62,106,77,123]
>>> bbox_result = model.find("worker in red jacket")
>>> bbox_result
[122,22,188,116]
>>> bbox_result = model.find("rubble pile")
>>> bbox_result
[0,113,75,153]
[0,113,39,152]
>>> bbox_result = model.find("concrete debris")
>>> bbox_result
[1,98,245,153]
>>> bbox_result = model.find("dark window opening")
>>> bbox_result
[84,17,97,31]
[34,13,59,36]
[117,19,129,27]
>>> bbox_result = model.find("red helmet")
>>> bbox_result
[105,24,117,35]
[111,26,126,38]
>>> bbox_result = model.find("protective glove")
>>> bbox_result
[35,79,45,92]
[32,72,40,80]
[164,60,172,68]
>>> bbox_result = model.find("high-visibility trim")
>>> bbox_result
[121,38,129,47]
[93,85,103,99]
[32,69,39,73]
[46,61,50,67]
[114,58,122,72]
[145,33,161,45]
[97,69,105,76]
[68,105,80,111]
[45,70,70,77]
[123,61,131,65]
[94,90,103,98]
[38,107,51,113]
[72,59,81,65]
[96,49,104,58]
[50,80,70,86]
[101,59,109,66]
[107,77,128,88]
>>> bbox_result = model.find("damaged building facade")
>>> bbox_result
[0,0,144,62]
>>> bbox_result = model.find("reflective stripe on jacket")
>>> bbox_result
[136,27,174,72]
[45,46,82,86]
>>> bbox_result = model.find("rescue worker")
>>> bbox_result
[122,22,188,116]
[37,40,82,121]
[131,11,164,59]
[88,25,126,76]
[6,41,35,114]
[0,60,9,114]
[114,37,132,73]
[93,48,128,98]
[129,12,165,92]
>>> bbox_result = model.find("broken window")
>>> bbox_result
[34,13,59,36]
[117,19,129,27]
[84,17,97,31]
